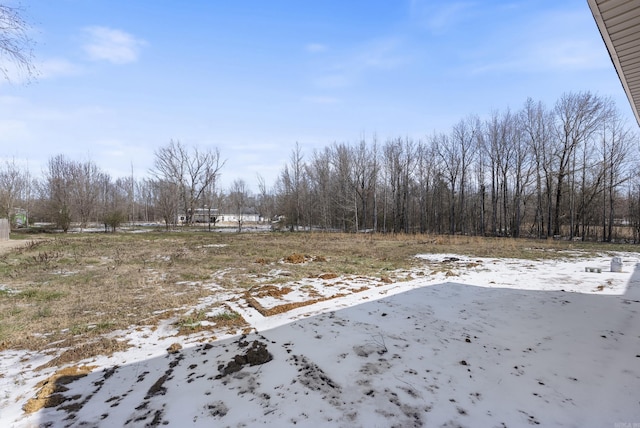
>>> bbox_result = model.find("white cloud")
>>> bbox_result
[467,9,610,74]
[38,58,83,78]
[0,57,83,86]
[356,38,408,70]
[410,1,476,34]
[311,37,409,89]
[305,43,328,53]
[83,26,146,64]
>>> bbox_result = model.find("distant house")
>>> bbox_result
[177,208,261,225]
[217,213,260,223]
[13,208,28,227]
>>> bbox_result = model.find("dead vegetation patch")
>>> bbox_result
[249,298,327,316]
[36,337,130,371]
[319,273,339,280]
[23,365,96,414]
[174,307,248,335]
[379,275,393,284]
[594,281,612,292]
[284,253,307,264]
[249,285,294,298]
[210,310,248,331]
[167,343,182,354]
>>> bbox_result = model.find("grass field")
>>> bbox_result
[0,230,634,360]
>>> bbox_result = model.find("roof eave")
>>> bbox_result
[587,0,640,126]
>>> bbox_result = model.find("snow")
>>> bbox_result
[2,253,640,427]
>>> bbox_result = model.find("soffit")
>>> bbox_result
[588,0,640,125]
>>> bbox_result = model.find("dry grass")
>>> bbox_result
[35,337,129,371]
[0,230,633,358]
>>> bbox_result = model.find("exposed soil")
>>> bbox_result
[284,253,307,264]
[23,365,96,414]
[216,339,272,378]
[0,239,28,255]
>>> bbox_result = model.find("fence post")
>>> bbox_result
[0,218,9,241]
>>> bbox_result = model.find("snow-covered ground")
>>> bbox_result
[2,252,640,427]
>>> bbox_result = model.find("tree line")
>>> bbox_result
[276,92,640,242]
[1,91,639,241]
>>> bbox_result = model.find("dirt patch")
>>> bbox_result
[319,273,338,280]
[290,353,341,407]
[0,239,29,255]
[207,400,229,417]
[284,253,307,264]
[250,285,294,298]
[216,340,273,378]
[23,365,96,414]
[167,343,182,354]
[262,299,327,316]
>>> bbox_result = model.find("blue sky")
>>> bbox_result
[0,0,632,192]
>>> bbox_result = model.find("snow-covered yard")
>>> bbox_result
[2,253,640,427]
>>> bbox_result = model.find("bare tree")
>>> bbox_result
[521,98,554,238]
[100,177,130,232]
[510,114,533,238]
[0,159,27,226]
[265,92,635,240]
[277,143,306,231]
[352,140,377,231]
[415,140,436,233]
[331,142,356,231]
[382,140,400,233]
[451,116,479,234]
[381,138,415,233]
[306,148,333,230]
[229,179,248,232]
[41,156,111,231]
[0,4,36,82]
[69,160,105,230]
[151,140,224,225]
[44,155,74,231]
[552,92,611,236]
[152,179,180,230]
[136,178,155,223]
[434,132,461,234]
[600,110,635,241]
[256,173,275,225]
